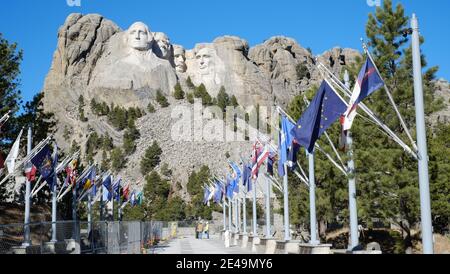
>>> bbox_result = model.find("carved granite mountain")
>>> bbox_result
[42,13,363,189]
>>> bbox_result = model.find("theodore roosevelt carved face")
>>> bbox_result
[173,45,186,73]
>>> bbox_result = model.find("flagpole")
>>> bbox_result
[51,156,57,243]
[228,197,232,232]
[234,197,238,233]
[243,190,247,234]
[72,180,77,240]
[87,189,92,240]
[100,183,104,221]
[283,163,291,241]
[252,179,257,236]
[279,110,291,242]
[265,174,271,238]
[222,197,227,231]
[23,127,32,247]
[344,70,359,250]
[411,13,434,254]
[308,152,319,245]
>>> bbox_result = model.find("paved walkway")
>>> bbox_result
[155,235,252,254]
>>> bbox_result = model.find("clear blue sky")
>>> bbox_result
[1,0,449,104]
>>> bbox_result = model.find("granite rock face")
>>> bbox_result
[41,13,364,194]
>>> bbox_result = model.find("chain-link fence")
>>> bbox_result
[0,220,169,254]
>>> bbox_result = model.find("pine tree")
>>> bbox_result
[0,33,23,150]
[186,76,196,90]
[140,141,162,176]
[111,147,125,170]
[147,102,156,113]
[173,82,185,100]
[17,92,56,146]
[156,89,170,108]
[216,86,230,112]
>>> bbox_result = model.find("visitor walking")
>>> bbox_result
[204,221,210,239]
[197,221,204,239]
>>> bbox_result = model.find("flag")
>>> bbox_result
[203,186,211,205]
[278,116,295,177]
[121,182,130,201]
[102,175,113,202]
[287,139,301,170]
[226,174,234,199]
[214,181,222,203]
[230,162,241,193]
[267,152,275,176]
[24,163,37,182]
[242,162,252,191]
[5,128,23,174]
[113,178,122,201]
[251,144,269,179]
[83,166,96,191]
[136,192,143,206]
[130,191,137,207]
[291,81,347,153]
[340,58,384,131]
[31,144,56,189]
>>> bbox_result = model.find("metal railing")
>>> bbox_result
[0,220,172,254]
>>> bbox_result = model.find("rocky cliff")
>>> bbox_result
[42,13,364,195]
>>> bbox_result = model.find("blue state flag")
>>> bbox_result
[102,175,113,202]
[214,181,222,203]
[31,144,56,189]
[113,178,122,202]
[291,81,347,153]
[226,174,234,199]
[354,58,384,104]
[278,115,295,177]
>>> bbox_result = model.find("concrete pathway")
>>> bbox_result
[154,235,252,254]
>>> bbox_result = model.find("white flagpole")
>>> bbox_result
[344,70,359,250]
[252,178,257,236]
[308,151,319,245]
[23,127,32,247]
[264,173,271,238]
[411,14,433,254]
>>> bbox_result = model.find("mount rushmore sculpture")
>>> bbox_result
[43,13,360,117]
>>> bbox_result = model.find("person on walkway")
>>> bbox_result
[197,221,204,239]
[204,221,210,239]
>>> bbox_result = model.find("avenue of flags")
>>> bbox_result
[0,127,145,226]
[202,48,426,246]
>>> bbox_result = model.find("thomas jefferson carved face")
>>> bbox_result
[196,47,214,71]
[173,45,186,73]
[154,32,171,58]
[127,22,153,51]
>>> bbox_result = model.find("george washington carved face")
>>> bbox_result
[126,22,153,51]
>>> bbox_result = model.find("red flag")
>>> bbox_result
[25,164,37,182]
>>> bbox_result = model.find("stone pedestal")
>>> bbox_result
[352,250,382,254]
[251,236,261,253]
[232,233,239,246]
[264,239,278,254]
[240,234,249,249]
[298,243,332,254]
[43,242,57,254]
[10,246,27,254]
[224,231,231,248]
[65,239,80,254]
[255,237,272,254]
[285,240,303,254]
[274,240,287,254]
